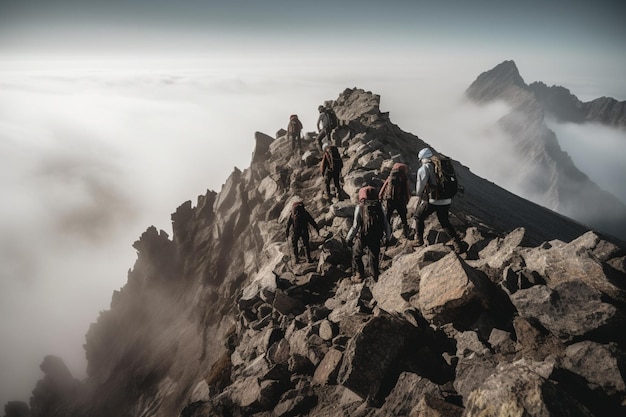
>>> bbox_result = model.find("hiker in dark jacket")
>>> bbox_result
[414,147,462,252]
[320,143,344,201]
[286,200,320,263]
[379,162,411,238]
[316,105,333,150]
[287,114,303,152]
[346,186,391,282]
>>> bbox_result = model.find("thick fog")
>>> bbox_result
[1,57,625,406]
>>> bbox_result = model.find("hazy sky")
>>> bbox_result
[1,0,625,408]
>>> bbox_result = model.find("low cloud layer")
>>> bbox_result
[1,58,624,406]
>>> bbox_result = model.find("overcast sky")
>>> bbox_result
[1,0,625,407]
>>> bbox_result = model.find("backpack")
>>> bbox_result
[383,163,408,201]
[361,200,384,241]
[287,115,301,136]
[291,201,306,231]
[324,145,343,172]
[429,155,458,199]
[358,186,384,241]
[325,108,338,130]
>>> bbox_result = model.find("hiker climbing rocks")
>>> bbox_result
[379,162,411,238]
[320,143,344,201]
[346,186,391,282]
[414,147,462,252]
[316,105,338,149]
[287,114,303,152]
[286,200,320,264]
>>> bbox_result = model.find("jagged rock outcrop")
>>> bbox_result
[466,60,626,242]
[12,87,626,417]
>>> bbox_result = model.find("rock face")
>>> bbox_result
[10,87,626,417]
[528,81,626,128]
[466,60,626,242]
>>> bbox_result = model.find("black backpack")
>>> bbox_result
[361,200,384,241]
[430,155,458,199]
[325,108,338,130]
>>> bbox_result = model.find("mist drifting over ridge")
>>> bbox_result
[2,53,626,408]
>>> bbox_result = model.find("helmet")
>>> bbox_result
[322,143,329,151]
[418,148,433,159]
[318,105,325,113]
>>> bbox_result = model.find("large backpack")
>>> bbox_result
[430,155,458,199]
[325,145,343,172]
[383,163,408,201]
[361,201,384,241]
[358,186,384,241]
[325,108,338,130]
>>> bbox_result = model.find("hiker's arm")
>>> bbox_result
[307,213,320,234]
[346,206,361,243]
[415,166,428,200]
[378,179,388,200]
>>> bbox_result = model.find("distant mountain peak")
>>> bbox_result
[465,61,626,241]
[465,60,527,103]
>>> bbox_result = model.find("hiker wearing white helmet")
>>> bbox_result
[414,147,462,252]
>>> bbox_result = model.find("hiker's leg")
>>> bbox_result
[332,170,341,197]
[435,204,457,237]
[303,230,313,262]
[435,205,462,251]
[416,203,436,243]
[369,241,381,279]
[398,203,410,238]
[324,174,332,198]
[291,232,300,261]
[352,237,365,277]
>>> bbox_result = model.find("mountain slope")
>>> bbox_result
[12,88,626,417]
[466,60,626,241]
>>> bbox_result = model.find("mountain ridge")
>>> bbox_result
[6,86,626,417]
[466,60,626,242]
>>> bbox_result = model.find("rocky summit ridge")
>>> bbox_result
[6,87,626,417]
[466,60,626,242]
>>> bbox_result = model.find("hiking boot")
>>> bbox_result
[414,237,424,247]
[307,256,313,263]
[294,257,301,264]
[451,238,463,254]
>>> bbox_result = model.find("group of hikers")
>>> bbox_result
[285,105,462,283]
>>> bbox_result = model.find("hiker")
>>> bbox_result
[286,200,321,264]
[379,162,411,238]
[346,186,391,282]
[414,147,462,252]
[316,105,338,149]
[320,143,344,201]
[287,114,303,152]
